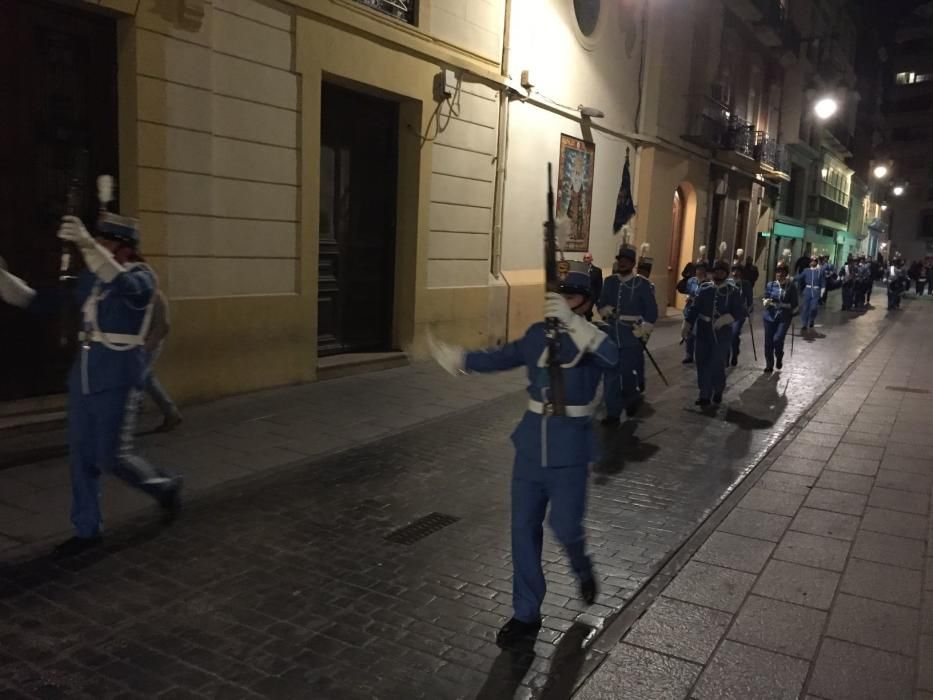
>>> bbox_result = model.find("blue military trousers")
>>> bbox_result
[800,293,819,328]
[511,456,592,623]
[730,318,746,363]
[69,385,178,538]
[694,327,732,400]
[604,345,642,417]
[762,318,791,369]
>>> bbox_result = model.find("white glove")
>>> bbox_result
[598,305,615,321]
[545,293,606,353]
[544,292,575,326]
[57,216,124,283]
[426,332,465,376]
[680,320,691,340]
[57,215,95,249]
[762,298,774,308]
[632,321,653,340]
[0,260,36,309]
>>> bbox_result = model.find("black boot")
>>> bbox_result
[158,477,184,523]
[625,397,643,418]
[601,415,620,426]
[764,367,773,374]
[682,357,694,365]
[730,356,738,367]
[580,577,598,606]
[695,398,711,407]
[52,535,102,558]
[496,618,542,648]
[712,392,723,404]
[775,355,783,370]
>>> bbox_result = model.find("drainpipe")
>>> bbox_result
[490,0,512,279]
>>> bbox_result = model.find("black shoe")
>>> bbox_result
[625,398,643,418]
[496,617,542,648]
[682,357,694,365]
[637,384,645,394]
[763,367,773,374]
[580,577,598,606]
[154,412,182,433]
[730,357,738,367]
[695,398,711,406]
[52,535,102,558]
[601,415,620,426]
[158,478,183,522]
[712,392,723,404]
[775,357,783,370]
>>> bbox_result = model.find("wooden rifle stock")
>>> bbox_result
[544,164,565,416]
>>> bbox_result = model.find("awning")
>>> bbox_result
[773,221,804,239]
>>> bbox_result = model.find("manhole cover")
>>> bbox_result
[385,512,460,545]
[885,386,931,394]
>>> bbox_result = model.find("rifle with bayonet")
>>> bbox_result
[544,164,565,416]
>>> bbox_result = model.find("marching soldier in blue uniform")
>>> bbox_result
[597,244,659,424]
[679,258,709,365]
[797,256,825,334]
[635,244,655,393]
[762,260,799,372]
[729,263,754,367]
[428,261,616,647]
[0,208,183,556]
[682,259,746,406]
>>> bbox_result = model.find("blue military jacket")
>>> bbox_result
[762,280,799,323]
[797,267,825,300]
[465,322,618,467]
[597,273,659,349]
[33,265,155,395]
[685,280,747,337]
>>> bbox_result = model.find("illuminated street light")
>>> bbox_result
[873,165,889,179]
[893,185,905,196]
[881,204,888,211]
[814,96,839,120]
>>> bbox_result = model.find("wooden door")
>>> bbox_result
[0,0,118,401]
[318,83,399,356]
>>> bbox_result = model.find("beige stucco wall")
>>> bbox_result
[77,0,512,403]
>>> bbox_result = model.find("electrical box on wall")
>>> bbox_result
[433,69,456,102]
[520,70,534,90]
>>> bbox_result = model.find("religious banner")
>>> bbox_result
[557,134,595,253]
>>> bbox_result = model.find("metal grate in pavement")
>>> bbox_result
[385,512,460,545]
[885,386,931,394]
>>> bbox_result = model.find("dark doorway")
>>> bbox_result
[0,0,119,401]
[318,82,399,357]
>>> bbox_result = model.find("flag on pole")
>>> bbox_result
[612,149,636,234]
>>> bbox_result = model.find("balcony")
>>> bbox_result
[753,0,786,47]
[807,186,850,226]
[756,132,791,178]
[683,95,730,150]
[352,0,417,24]
[724,115,756,158]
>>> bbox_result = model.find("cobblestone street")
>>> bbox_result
[0,294,911,699]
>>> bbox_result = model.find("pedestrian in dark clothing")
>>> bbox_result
[582,252,603,321]
[743,256,760,286]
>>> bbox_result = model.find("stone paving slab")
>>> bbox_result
[577,298,933,700]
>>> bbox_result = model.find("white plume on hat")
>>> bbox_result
[97,175,114,208]
[621,225,633,245]
[782,248,792,259]
[699,245,707,256]
[718,241,728,257]
[640,242,650,256]
[736,248,744,258]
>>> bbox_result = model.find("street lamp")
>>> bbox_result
[881,203,888,211]
[893,185,905,196]
[873,165,889,179]
[813,96,839,120]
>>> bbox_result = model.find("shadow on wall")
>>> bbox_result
[153,0,207,31]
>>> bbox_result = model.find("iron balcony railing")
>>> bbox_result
[353,0,416,24]
[725,115,756,158]
[755,132,790,174]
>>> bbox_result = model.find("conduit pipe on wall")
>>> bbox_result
[490,0,512,279]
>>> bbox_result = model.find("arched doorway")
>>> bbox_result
[667,188,686,307]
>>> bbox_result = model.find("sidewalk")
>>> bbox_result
[577,299,933,700]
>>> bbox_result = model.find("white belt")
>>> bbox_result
[713,313,735,329]
[776,303,792,309]
[698,314,712,322]
[806,285,819,289]
[616,315,641,323]
[79,330,145,347]
[527,400,593,418]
